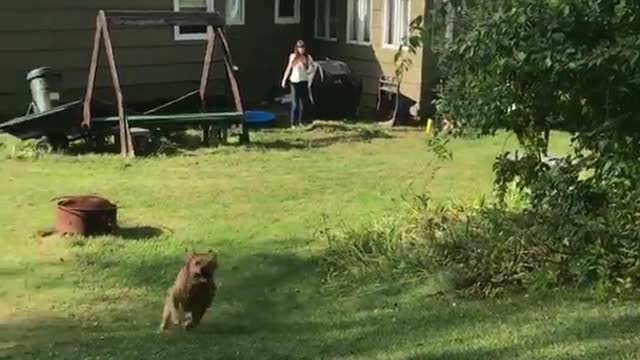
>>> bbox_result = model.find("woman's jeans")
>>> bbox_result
[290,81,309,126]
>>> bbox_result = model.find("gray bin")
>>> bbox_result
[26,67,62,113]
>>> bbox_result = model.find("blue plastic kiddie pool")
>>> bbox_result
[244,111,276,126]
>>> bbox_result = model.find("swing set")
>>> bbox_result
[82,10,248,157]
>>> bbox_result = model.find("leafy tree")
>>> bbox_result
[393,0,640,295]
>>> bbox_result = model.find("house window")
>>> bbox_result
[347,0,371,44]
[383,0,410,47]
[315,0,338,40]
[226,0,245,25]
[275,0,301,24]
[173,0,215,41]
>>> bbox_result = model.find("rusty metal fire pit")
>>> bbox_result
[55,195,117,236]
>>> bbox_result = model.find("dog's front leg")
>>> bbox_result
[159,297,173,333]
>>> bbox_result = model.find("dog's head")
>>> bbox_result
[184,249,218,282]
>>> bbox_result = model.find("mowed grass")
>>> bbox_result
[1,125,639,360]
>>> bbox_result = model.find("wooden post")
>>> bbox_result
[200,26,216,146]
[98,11,134,157]
[215,28,248,144]
[199,26,216,106]
[82,16,103,129]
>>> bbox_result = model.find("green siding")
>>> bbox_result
[0,0,302,117]
[0,0,431,120]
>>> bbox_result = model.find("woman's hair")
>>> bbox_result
[292,40,308,69]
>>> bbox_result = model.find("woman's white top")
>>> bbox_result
[289,54,316,83]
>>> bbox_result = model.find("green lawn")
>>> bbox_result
[1,125,639,360]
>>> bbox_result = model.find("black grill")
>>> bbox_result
[311,59,362,120]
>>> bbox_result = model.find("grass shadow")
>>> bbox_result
[4,242,640,359]
[0,316,82,359]
[17,121,396,157]
[404,348,511,360]
[62,130,207,157]
[114,225,166,240]
[249,126,393,151]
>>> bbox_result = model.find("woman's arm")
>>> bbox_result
[281,54,295,88]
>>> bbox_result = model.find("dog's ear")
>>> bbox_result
[184,248,194,262]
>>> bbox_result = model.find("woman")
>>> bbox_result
[281,40,318,128]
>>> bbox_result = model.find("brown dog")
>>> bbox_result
[159,249,218,332]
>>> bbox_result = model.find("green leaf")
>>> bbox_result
[545,57,553,67]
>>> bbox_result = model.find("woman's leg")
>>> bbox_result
[299,82,310,124]
[293,82,305,126]
[290,83,298,127]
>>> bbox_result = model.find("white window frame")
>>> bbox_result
[173,0,216,41]
[346,0,372,45]
[383,0,411,49]
[314,0,338,41]
[275,0,301,24]
[226,0,245,26]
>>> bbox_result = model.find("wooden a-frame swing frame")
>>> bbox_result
[81,10,246,157]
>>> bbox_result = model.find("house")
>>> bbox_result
[0,0,435,120]
[306,0,435,119]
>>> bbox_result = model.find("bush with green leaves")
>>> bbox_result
[445,0,640,296]
[438,0,640,154]
[342,0,640,297]
[321,184,640,297]
[401,0,640,152]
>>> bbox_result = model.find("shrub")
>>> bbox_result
[321,182,640,297]
[360,0,640,298]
